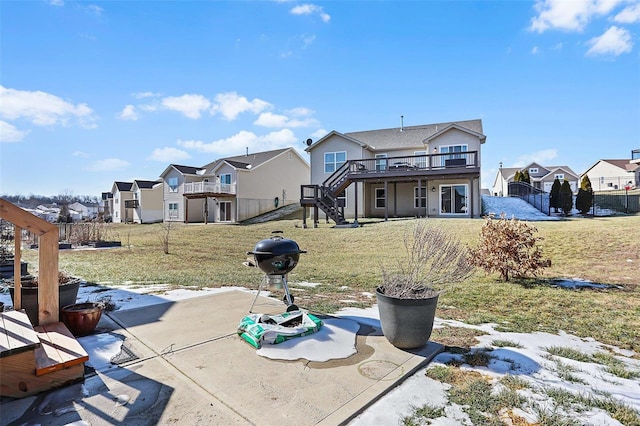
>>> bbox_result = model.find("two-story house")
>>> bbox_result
[492,163,579,197]
[129,180,163,224]
[301,119,486,226]
[160,147,309,223]
[110,181,134,223]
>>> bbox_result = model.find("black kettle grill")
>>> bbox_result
[246,231,306,312]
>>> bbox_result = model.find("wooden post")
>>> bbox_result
[13,225,22,310]
[38,230,59,325]
[0,198,59,326]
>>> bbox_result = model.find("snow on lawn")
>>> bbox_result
[482,195,559,221]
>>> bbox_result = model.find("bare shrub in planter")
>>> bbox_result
[380,222,474,298]
[469,214,550,282]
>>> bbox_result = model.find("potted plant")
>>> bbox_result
[7,271,81,326]
[376,221,474,349]
[61,301,105,336]
[0,222,29,278]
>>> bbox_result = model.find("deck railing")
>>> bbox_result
[184,181,236,195]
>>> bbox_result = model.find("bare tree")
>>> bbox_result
[159,221,173,254]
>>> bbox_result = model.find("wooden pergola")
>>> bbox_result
[0,198,60,325]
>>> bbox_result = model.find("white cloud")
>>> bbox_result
[161,94,212,119]
[147,147,191,162]
[84,158,130,172]
[177,129,297,157]
[254,112,319,128]
[211,92,271,121]
[118,105,138,121]
[290,4,331,23]
[132,91,161,99]
[49,0,64,6]
[0,120,29,143]
[83,4,103,15]
[310,128,327,140]
[0,86,97,128]
[72,151,89,158]
[512,149,558,167]
[532,46,540,54]
[613,2,640,23]
[586,26,633,56]
[529,0,624,32]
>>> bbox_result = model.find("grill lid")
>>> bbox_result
[248,233,305,256]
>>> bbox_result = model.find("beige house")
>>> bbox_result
[129,180,163,223]
[492,162,579,196]
[581,152,639,191]
[301,119,486,226]
[160,147,309,223]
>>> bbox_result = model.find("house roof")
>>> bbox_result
[134,179,161,189]
[114,181,133,192]
[581,159,640,177]
[207,148,290,171]
[341,119,485,151]
[172,165,204,175]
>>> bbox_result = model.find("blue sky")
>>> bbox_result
[1,0,639,197]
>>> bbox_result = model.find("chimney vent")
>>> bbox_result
[400,115,404,132]
[246,147,248,156]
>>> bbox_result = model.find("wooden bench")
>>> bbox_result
[0,310,88,398]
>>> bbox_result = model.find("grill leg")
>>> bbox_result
[282,275,293,306]
[249,275,269,313]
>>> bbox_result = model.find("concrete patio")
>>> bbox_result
[1,290,442,426]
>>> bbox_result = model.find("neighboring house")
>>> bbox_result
[110,181,134,223]
[129,180,163,224]
[34,204,60,222]
[68,202,99,220]
[492,162,579,196]
[581,150,640,191]
[160,147,309,223]
[101,192,113,219]
[301,119,487,225]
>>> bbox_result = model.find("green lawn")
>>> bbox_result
[20,214,640,352]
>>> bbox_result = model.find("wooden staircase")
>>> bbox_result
[0,309,89,398]
[300,163,352,225]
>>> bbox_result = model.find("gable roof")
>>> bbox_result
[133,179,161,189]
[206,148,291,172]
[340,119,485,151]
[305,131,369,152]
[114,181,133,192]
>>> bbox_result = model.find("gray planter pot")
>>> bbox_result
[9,279,81,326]
[376,286,439,349]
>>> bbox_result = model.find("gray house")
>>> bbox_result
[492,162,579,197]
[301,119,486,226]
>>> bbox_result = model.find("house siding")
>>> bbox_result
[236,150,309,221]
[584,161,636,191]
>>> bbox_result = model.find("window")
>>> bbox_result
[440,184,468,215]
[530,168,539,174]
[219,201,232,222]
[375,188,386,209]
[168,203,178,218]
[375,154,388,171]
[220,174,231,184]
[324,151,346,173]
[440,145,468,166]
[414,151,427,168]
[168,177,178,192]
[414,187,426,208]
[554,174,564,180]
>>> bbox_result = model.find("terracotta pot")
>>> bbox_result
[60,302,104,337]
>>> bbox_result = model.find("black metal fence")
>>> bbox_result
[507,182,640,216]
